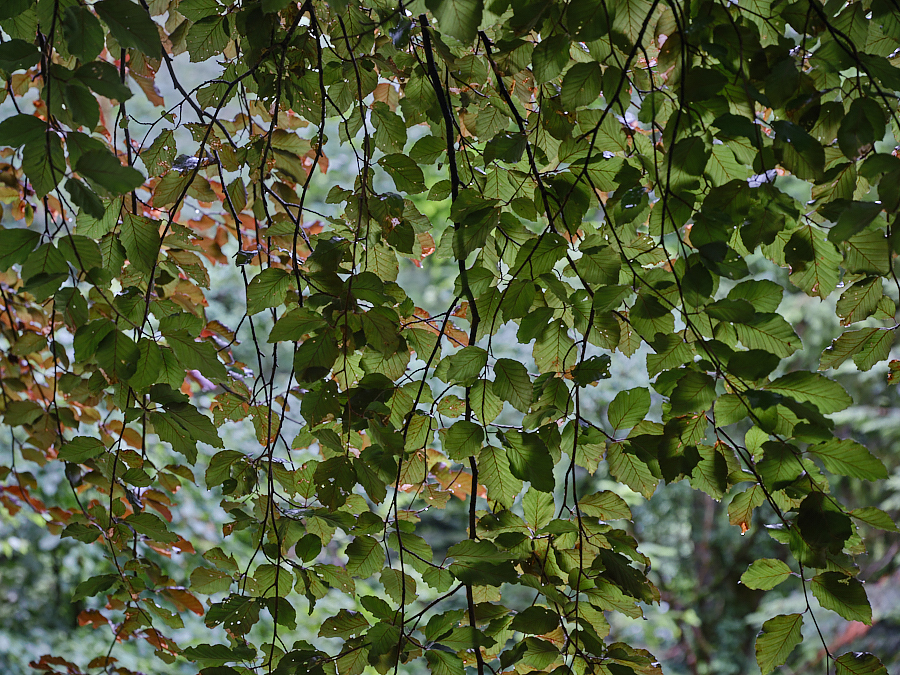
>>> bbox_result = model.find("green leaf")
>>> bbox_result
[442,420,484,460]
[177,0,222,21]
[63,82,100,131]
[734,314,802,358]
[181,643,256,663]
[772,120,824,180]
[849,507,899,533]
[728,279,783,312]
[827,201,883,244]
[838,98,886,160]
[437,627,496,652]
[425,0,483,43]
[522,487,554,528]
[836,278,882,326]
[758,442,803,490]
[740,559,792,590]
[671,135,711,175]
[470,378,502,424]
[58,436,106,463]
[447,346,488,386]
[510,606,559,635]
[796,492,853,557]
[786,224,841,298]
[74,319,116,361]
[705,298,755,323]
[294,333,339,382]
[370,102,407,154]
[205,450,245,488]
[128,338,164,389]
[190,566,233,594]
[578,249,622,286]
[577,491,632,521]
[58,234,102,272]
[448,540,517,586]
[0,38,40,71]
[807,438,887,481]
[185,14,230,62]
[762,372,851,414]
[62,6,105,61]
[319,609,370,640]
[669,371,717,415]
[94,0,162,58]
[119,213,160,272]
[835,652,888,675]
[612,0,653,42]
[492,358,532,412]
[76,149,145,195]
[484,132,527,164]
[150,401,223,463]
[268,307,326,343]
[360,307,400,354]
[729,484,764,531]
[345,535,385,579]
[254,563,293,599]
[690,443,731,500]
[73,61,133,101]
[755,614,803,675]
[125,512,178,542]
[728,350,780,381]
[0,114,47,148]
[844,230,890,275]
[96,329,140,380]
[410,136,445,163]
[820,327,894,372]
[478,445,521,508]
[140,129,177,178]
[77,196,122,238]
[62,523,103,543]
[518,307,554,343]
[72,574,119,602]
[607,442,658,499]
[0,0,30,21]
[23,136,65,199]
[810,572,872,624]
[66,179,106,219]
[246,268,292,315]
[380,568,416,605]
[209,594,262,634]
[560,62,602,109]
[533,321,576,374]
[261,0,292,12]
[378,154,426,194]
[426,649,465,675]
[503,431,554,493]
[532,35,569,83]
[0,228,41,271]
[572,354,611,386]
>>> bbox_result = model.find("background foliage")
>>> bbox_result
[1,0,900,673]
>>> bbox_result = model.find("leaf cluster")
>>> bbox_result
[1,0,899,673]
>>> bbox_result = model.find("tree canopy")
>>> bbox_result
[1,0,900,673]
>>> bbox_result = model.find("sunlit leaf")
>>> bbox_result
[755,613,803,675]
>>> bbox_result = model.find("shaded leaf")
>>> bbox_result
[95,0,162,57]
[810,572,872,624]
[607,387,650,432]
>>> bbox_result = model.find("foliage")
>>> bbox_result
[1,0,900,673]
